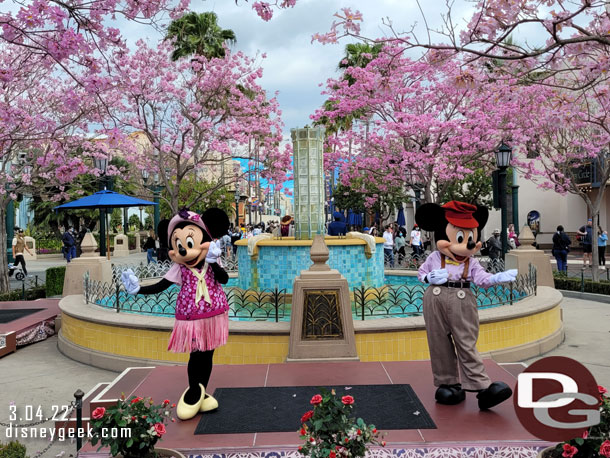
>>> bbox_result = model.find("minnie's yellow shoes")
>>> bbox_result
[176,384,205,420]
[200,394,219,412]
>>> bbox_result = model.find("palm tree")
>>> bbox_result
[166,11,236,61]
[338,42,383,85]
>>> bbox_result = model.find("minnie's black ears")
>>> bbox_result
[472,205,489,231]
[201,208,230,239]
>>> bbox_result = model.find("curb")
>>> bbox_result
[559,289,610,304]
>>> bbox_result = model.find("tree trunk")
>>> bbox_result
[583,189,605,282]
[0,200,10,293]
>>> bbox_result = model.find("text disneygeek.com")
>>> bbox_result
[3,424,131,441]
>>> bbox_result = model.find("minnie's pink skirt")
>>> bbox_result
[167,312,229,353]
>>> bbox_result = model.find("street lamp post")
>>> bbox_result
[495,143,513,259]
[138,206,144,230]
[511,169,519,235]
[234,193,240,228]
[94,157,108,257]
[141,170,162,231]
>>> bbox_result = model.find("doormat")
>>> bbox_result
[195,384,436,435]
[0,308,43,324]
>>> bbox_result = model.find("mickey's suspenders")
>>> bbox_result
[440,254,470,280]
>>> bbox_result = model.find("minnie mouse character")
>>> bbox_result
[415,201,517,410]
[121,208,230,421]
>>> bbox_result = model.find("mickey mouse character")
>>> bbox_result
[415,201,517,410]
[121,208,230,420]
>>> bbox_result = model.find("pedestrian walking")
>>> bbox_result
[410,224,422,256]
[577,218,594,269]
[552,225,571,274]
[383,225,394,267]
[598,226,607,269]
[12,228,32,276]
[394,230,406,265]
[144,230,157,264]
[486,229,503,260]
[62,227,76,262]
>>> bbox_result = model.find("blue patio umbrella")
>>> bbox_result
[347,209,355,225]
[54,190,158,259]
[54,190,157,210]
[397,208,406,226]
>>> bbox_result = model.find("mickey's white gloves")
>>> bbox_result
[121,269,140,295]
[426,268,449,285]
[205,240,222,264]
[489,269,518,284]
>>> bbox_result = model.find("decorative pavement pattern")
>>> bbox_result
[188,445,546,458]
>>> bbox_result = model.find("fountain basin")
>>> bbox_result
[235,236,385,293]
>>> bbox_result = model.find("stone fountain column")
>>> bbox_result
[62,232,112,296]
[287,235,358,361]
[505,225,554,287]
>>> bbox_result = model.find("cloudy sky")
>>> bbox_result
[124,0,483,135]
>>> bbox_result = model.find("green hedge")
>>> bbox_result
[0,286,46,302]
[553,274,610,295]
[46,266,66,297]
[0,441,27,458]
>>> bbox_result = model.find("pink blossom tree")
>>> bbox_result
[312,46,542,208]
[110,40,290,214]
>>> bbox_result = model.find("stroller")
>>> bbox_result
[8,262,25,281]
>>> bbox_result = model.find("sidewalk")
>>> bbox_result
[9,251,149,290]
[1,295,608,456]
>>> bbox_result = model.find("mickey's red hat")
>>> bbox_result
[442,201,479,228]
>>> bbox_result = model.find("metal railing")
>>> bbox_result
[84,263,536,322]
[384,251,506,273]
[85,274,286,322]
[353,263,537,320]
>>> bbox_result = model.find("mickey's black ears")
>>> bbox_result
[415,203,446,231]
[201,208,230,239]
[157,219,170,248]
[473,205,489,232]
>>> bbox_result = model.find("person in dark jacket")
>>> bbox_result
[143,230,157,264]
[328,211,347,236]
[62,227,76,263]
[552,225,571,274]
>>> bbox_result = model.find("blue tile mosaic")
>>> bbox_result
[236,242,385,293]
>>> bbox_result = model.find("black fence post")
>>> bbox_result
[581,270,585,293]
[509,282,514,305]
[116,282,121,313]
[274,287,279,323]
[74,389,84,452]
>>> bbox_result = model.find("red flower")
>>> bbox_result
[562,444,578,458]
[600,440,610,458]
[131,397,142,404]
[153,423,166,436]
[381,441,386,447]
[298,447,302,452]
[310,394,323,405]
[301,410,314,423]
[171,403,176,408]
[582,430,589,439]
[91,407,106,420]
[357,429,362,435]
[299,427,306,436]
[372,428,377,434]
[344,438,349,443]
[599,385,608,396]
[163,399,170,405]
[131,416,136,421]
[142,415,147,419]
[329,452,336,458]
[341,395,354,405]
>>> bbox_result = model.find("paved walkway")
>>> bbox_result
[9,252,149,290]
[0,295,608,456]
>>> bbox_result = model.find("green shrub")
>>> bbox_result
[0,286,46,302]
[0,440,27,458]
[46,266,66,297]
[553,273,610,295]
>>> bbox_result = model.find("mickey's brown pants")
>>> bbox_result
[422,286,491,391]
